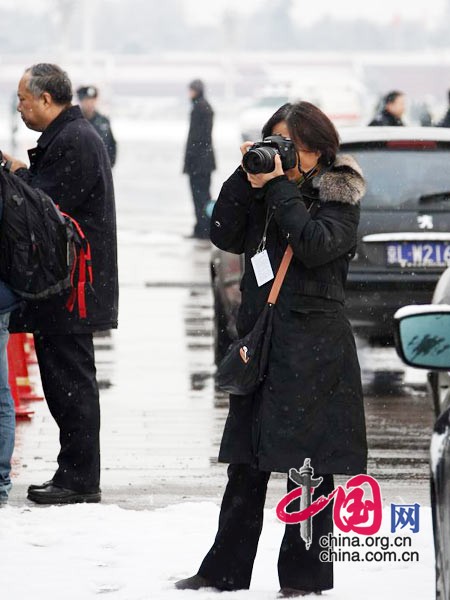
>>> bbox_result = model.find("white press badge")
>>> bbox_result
[251,250,274,287]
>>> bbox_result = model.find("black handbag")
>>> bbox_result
[215,245,293,395]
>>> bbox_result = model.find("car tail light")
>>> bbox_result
[386,140,438,149]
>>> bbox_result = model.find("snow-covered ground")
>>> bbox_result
[1,503,435,599]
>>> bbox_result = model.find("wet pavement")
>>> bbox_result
[9,231,434,511]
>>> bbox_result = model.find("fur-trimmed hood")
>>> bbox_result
[313,154,366,205]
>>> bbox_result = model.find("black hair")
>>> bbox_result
[261,102,292,139]
[286,101,340,166]
[189,79,205,97]
[384,90,404,106]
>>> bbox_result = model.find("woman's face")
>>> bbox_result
[272,120,321,179]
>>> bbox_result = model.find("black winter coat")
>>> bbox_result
[87,110,117,167]
[211,156,368,475]
[368,109,403,126]
[183,95,216,176]
[10,106,118,335]
[437,108,450,128]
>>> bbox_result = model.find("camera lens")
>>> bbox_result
[243,147,277,174]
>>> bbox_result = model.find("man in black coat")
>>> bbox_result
[183,79,216,239]
[4,63,118,504]
[77,85,117,167]
[369,90,405,126]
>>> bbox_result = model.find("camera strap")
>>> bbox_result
[297,164,321,185]
[256,207,274,253]
[252,190,314,288]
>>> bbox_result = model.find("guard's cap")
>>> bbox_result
[76,86,98,100]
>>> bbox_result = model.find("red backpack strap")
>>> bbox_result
[59,210,93,319]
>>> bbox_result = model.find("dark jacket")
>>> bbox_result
[437,108,450,128]
[87,110,117,167]
[210,156,368,475]
[0,195,21,315]
[183,95,216,176]
[10,105,118,335]
[369,109,403,126]
[0,281,20,316]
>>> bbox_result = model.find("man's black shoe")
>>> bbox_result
[27,480,54,493]
[175,574,219,591]
[27,484,101,505]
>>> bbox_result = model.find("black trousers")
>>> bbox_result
[33,333,100,493]
[189,173,211,238]
[198,464,334,591]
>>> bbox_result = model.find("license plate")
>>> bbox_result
[386,242,450,267]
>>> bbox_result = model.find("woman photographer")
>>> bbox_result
[176,101,368,597]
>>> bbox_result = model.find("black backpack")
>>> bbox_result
[0,154,92,319]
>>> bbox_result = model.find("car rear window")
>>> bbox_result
[341,146,450,210]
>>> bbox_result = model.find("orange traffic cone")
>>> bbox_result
[7,334,43,403]
[8,338,34,419]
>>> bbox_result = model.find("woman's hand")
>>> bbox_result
[240,141,254,157]
[246,153,284,189]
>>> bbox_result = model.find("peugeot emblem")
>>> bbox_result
[417,215,433,230]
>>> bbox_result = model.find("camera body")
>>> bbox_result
[242,135,297,175]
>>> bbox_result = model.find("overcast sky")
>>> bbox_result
[7,0,450,27]
[12,0,450,29]
[183,0,447,27]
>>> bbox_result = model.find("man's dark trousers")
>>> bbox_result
[189,173,211,238]
[198,463,334,591]
[33,333,100,493]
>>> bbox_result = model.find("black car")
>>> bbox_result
[394,293,450,600]
[345,126,450,342]
[210,248,242,364]
[211,127,450,361]
[427,268,450,417]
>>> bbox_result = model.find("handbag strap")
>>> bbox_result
[267,245,293,305]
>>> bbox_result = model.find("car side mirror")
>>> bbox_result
[394,305,450,370]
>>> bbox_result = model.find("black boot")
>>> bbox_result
[175,574,219,591]
[27,484,101,505]
[278,589,322,598]
[27,480,54,493]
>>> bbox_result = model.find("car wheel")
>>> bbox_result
[213,291,233,366]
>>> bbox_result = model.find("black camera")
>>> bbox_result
[242,135,297,175]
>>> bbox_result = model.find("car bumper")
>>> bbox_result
[345,271,441,338]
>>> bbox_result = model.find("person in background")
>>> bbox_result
[436,90,450,127]
[4,63,118,505]
[183,79,216,239]
[77,86,117,167]
[368,90,405,126]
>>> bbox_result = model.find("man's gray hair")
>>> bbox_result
[25,63,73,105]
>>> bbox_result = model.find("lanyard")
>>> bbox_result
[256,185,316,255]
[256,207,274,253]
